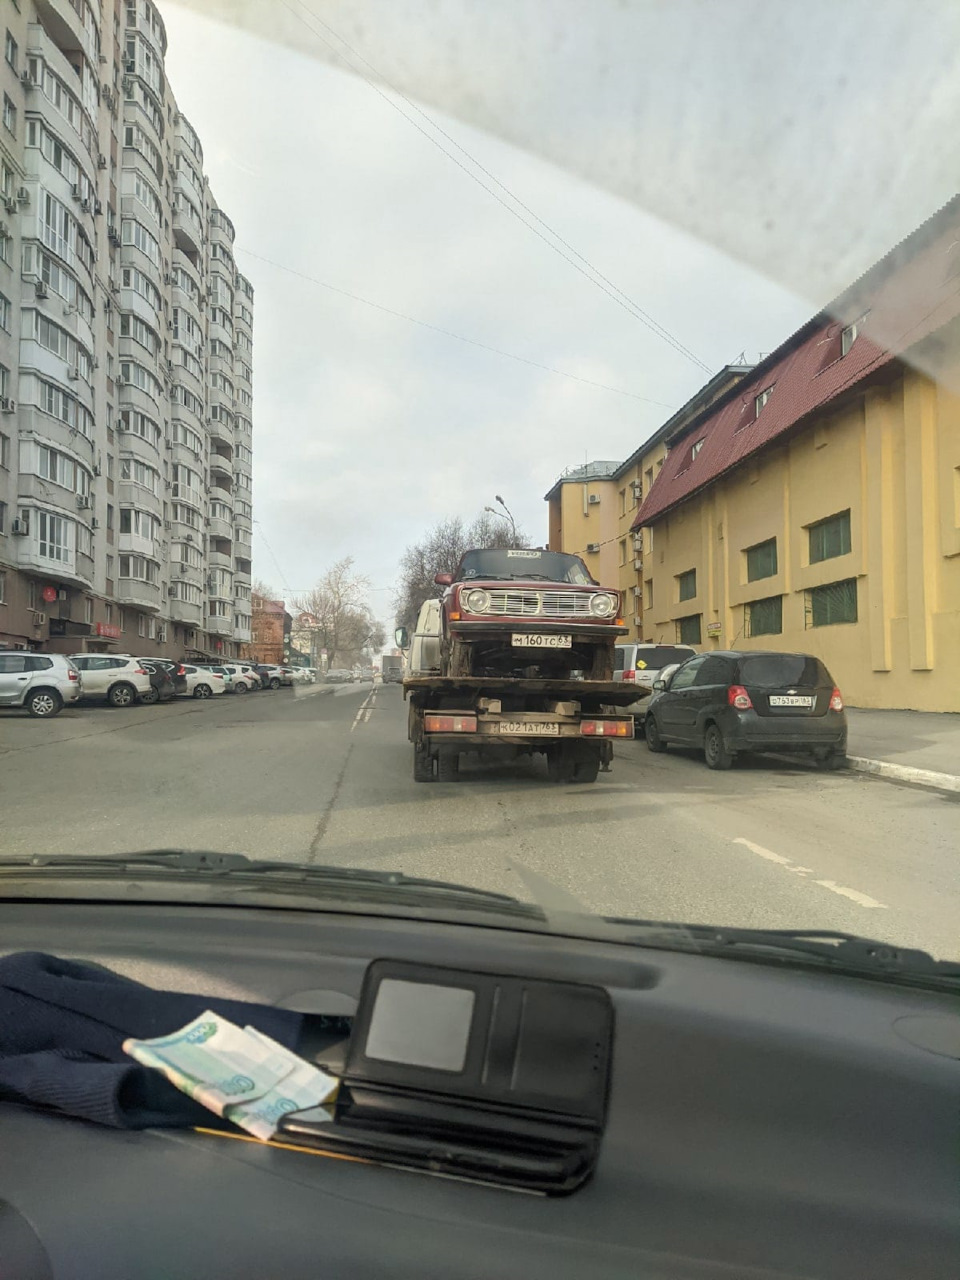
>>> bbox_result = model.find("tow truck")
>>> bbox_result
[397,548,644,783]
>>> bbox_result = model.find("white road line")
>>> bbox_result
[733,837,888,909]
[351,689,377,732]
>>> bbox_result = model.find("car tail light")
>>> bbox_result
[580,719,631,737]
[424,714,477,733]
[829,687,844,712]
[727,685,753,710]
[177,665,186,676]
[622,669,635,682]
[135,667,149,676]
[67,668,79,681]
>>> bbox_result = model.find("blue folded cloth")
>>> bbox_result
[0,951,305,1129]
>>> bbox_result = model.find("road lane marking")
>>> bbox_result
[351,689,377,732]
[733,837,888,909]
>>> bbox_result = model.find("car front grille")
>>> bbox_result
[482,589,596,618]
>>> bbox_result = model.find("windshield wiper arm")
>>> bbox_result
[0,850,536,911]
[603,919,960,983]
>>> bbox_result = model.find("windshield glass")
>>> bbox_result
[457,550,594,583]
[0,0,957,976]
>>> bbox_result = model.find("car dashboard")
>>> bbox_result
[0,899,957,1280]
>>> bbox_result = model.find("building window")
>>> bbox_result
[0,567,5,603]
[137,613,146,637]
[676,614,701,645]
[0,500,5,533]
[2,94,16,136]
[644,578,653,609]
[808,579,857,627]
[841,315,867,356]
[808,510,851,563]
[38,511,69,562]
[755,387,773,417]
[0,430,9,468]
[691,439,704,460]
[746,537,778,581]
[677,569,696,602]
[747,595,783,637]
[28,579,38,610]
[619,539,627,565]
[0,291,9,331]
[105,602,113,624]
[4,31,17,72]
[83,596,93,623]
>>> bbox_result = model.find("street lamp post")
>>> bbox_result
[485,495,518,542]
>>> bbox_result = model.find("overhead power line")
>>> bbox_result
[236,247,677,408]
[280,0,712,375]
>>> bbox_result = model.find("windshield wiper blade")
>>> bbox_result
[602,919,960,982]
[0,850,535,912]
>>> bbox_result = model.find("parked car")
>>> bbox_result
[613,643,698,724]
[324,668,353,684]
[235,663,263,689]
[137,658,189,698]
[643,650,847,770]
[277,666,297,686]
[196,662,258,693]
[68,654,152,708]
[0,652,82,718]
[137,660,177,704]
[254,664,284,690]
[178,665,226,698]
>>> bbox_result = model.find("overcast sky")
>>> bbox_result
[161,2,955,631]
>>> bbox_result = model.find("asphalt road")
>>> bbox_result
[1,681,958,960]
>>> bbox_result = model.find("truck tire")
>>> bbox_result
[437,748,460,782]
[573,753,601,783]
[547,745,574,783]
[413,744,434,782]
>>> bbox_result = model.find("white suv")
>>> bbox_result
[0,652,82,717]
[68,654,153,708]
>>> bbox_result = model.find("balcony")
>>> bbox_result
[207,514,232,541]
[173,203,204,258]
[170,596,203,625]
[34,0,99,69]
[206,614,233,638]
[207,549,232,573]
[117,578,162,612]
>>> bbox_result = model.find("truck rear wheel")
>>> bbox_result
[413,744,434,782]
[547,744,575,783]
[437,748,460,782]
[572,750,601,783]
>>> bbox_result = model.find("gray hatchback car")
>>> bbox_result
[643,650,847,770]
[0,652,82,717]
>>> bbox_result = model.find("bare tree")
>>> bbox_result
[394,511,530,634]
[292,558,384,667]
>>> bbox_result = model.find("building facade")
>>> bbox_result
[249,593,289,666]
[632,202,960,712]
[0,0,254,661]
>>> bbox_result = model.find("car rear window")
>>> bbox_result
[737,654,832,688]
[635,646,695,670]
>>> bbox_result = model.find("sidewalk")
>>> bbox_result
[845,708,960,793]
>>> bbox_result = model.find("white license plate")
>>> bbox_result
[768,694,814,708]
[498,721,560,735]
[511,634,572,649]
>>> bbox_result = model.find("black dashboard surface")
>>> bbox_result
[1,900,957,1280]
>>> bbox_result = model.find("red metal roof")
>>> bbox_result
[633,199,960,529]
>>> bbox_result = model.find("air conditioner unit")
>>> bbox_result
[67,366,80,380]
[633,586,643,597]
[107,227,120,245]
[2,197,16,214]
[0,397,15,413]
[32,611,46,626]
[93,462,102,476]
[633,616,643,627]
[80,198,91,213]
[12,516,29,535]
[16,187,28,204]
[586,543,600,554]
[72,184,83,201]
[0,222,10,239]
[164,520,171,530]
[91,517,100,529]
[632,533,643,549]
[587,494,601,505]
[634,558,643,570]
[76,494,92,509]
[117,376,128,388]
[94,199,103,215]
[35,281,48,298]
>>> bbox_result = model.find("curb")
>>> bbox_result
[846,755,960,795]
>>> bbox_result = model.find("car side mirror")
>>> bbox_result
[395,626,410,649]
[653,678,666,692]
[434,572,453,586]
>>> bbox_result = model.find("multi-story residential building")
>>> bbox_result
[0,0,253,660]
[548,199,960,711]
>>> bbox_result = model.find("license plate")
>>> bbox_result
[768,694,814,708]
[498,721,560,735]
[511,634,572,649]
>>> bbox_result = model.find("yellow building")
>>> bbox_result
[632,199,960,712]
[545,461,622,592]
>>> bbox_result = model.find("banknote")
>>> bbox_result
[124,1011,338,1140]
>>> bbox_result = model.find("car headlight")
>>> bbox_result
[462,588,491,613]
[589,592,618,618]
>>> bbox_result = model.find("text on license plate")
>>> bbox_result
[498,721,560,735]
[768,694,814,707]
[511,634,572,648]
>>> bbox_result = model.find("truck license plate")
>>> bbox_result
[511,634,572,648]
[498,721,560,735]
[768,694,813,707]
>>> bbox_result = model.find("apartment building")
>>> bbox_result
[0,0,254,661]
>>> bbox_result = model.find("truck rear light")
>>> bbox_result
[580,720,631,737]
[622,669,635,682]
[424,714,477,733]
[727,685,753,710]
[829,687,844,712]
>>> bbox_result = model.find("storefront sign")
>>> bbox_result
[95,623,122,639]
[41,586,58,603]
[706,621,722,637]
